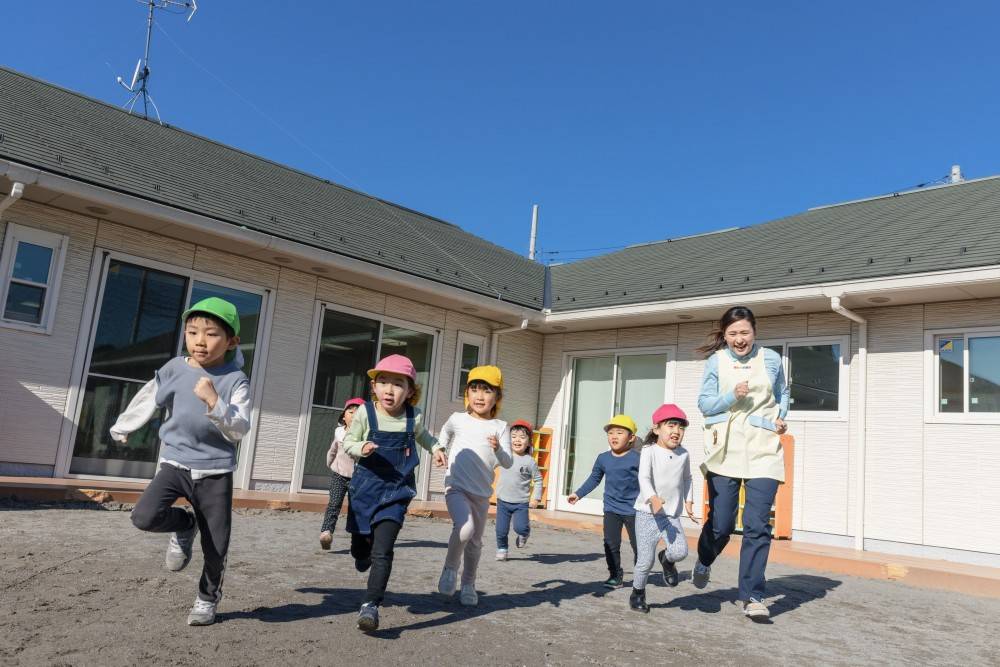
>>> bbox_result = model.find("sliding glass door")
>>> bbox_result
[70,258,264,480]
[300,307,437,491]
[560,350,671,515]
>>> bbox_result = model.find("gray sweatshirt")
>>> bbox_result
[496,452,543,504]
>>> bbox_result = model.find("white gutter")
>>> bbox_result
[830,296,867,551]
[0,181,25,219]
[0,159,539,324]
[489,319,529,365]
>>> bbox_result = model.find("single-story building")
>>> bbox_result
[2,66,999,567]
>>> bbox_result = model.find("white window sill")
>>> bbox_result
[924,415,1000,425]
[785,412,848,423]
[0,319,53,335]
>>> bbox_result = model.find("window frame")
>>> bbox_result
[925,326,1000,424]
[453,331,486,401]
[0,223,69,334]
[757,335,850,422]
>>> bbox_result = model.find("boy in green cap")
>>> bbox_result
[110,296,250,626]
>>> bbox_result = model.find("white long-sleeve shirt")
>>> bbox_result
[439,412,513,498]
[634,444,694,518]
[109,372,251,479]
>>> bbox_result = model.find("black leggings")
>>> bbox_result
[351,519,403,605]
[603,512,637,576]
[131,464,232,603]
[320,472,350,533]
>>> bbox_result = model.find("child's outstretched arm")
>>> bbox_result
[530,459,544,507]
[200,378,251,443]
[683,454,696,521]
[493,425,514,469]
[637,446,662,513]
[415,412,447,467]
[109,378,159,443]
[568,457,604,504]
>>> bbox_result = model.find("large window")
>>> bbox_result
[70,258,265,479]
[932,331,1000,416]
[760,337,847,418]
[0,223,68,332]
[300,306,437,491]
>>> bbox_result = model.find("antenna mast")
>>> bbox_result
[117,0,197,123]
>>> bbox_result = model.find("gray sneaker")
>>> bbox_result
[692,561,711,589]
[186,597,217,626]
[165,518,198,572]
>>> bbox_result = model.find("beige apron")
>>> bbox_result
[701,347,785,482]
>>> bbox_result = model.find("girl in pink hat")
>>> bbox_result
[318,397,365,550]
[342,354,447,632]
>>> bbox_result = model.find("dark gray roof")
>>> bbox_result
[549,176,1000,311]
[0,67,545,309]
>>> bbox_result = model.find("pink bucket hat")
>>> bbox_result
[343,397,365,409]
[367,354,417,382]
[652,403,688,426]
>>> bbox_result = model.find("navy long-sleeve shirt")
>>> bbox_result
[573,449,641,516]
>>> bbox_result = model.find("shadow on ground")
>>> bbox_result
[655,574,842,621]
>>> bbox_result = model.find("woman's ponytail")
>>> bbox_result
[696,305,758,358]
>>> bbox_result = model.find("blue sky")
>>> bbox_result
[6,2,1000,262]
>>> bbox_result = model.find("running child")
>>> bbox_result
[628,404,696,613]
[343,354,447,632]
[495,419,544,562]
[437,366,513,606]
[567,415,641,588]
[319,397,364,550]
[109,297,249,626]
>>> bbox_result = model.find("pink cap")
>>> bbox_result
[367,354,417,383]
[344,397,365,409]
[652,403,688,426]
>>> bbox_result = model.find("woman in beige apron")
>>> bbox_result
[693,306,789,621]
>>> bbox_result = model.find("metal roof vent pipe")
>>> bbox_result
[950,165,964,183]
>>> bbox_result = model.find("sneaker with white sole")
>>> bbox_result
[319,531,333,550]
[515,534,528,549]
[357,602,379,632]
[459,583,478,606]
[437,566,458,596]
[495,549,508,561]
[744,598,770,621]
[692,561,711,589]
[186,597,217,626]
[165,519,198,572]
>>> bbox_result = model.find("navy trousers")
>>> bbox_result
[495,499,530,550]
[697,473,779,602]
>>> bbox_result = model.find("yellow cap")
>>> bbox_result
[464,365,503,417]
[604,414,637,434]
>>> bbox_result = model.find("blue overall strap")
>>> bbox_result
[405,403,415,435]
[364,401,379,433]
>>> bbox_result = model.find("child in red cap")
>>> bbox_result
[628,403,696,613]
[319,397,365,550]
[494,419,544,562]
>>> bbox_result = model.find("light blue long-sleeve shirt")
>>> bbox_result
[697,345,790,419]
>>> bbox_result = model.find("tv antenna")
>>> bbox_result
[117,0,198,123]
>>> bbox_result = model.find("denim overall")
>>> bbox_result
[347,402,420,535]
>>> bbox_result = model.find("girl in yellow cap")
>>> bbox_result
[436,365,514,606]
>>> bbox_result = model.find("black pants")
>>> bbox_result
[351,519,402,605]
[131,464,232,603]
[320,472,350,533]
[603,512,637,576]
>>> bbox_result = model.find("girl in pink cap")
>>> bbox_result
[319,397,365,550]
[628,403,696,613]
[342,354,447,632]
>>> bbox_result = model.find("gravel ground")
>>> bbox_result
[1,501,998,666]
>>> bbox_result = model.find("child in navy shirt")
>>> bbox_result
[568,414,641,588]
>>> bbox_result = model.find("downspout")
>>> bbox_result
[489,319,529,365]
[0,182,25,219]
[830,296,867,551]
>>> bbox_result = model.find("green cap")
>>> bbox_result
[181,297,240,337]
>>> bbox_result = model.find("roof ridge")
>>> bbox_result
[807,174,1000,212]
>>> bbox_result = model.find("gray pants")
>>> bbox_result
[633,510,688,589]
[444,488,490,586]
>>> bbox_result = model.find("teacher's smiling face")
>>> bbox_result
[723,318,756,356]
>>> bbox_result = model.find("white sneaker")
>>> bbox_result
[165,519,198,572]
[437,566,458,596]
[186,597,217,626]
[459,583,478,606]
[744,598,770,621]
[495,549,508,561]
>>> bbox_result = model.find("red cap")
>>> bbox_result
[509,420,533,433]
[344,397,364,409]
[652,403,688,426]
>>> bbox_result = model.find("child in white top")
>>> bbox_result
[629,403,696,614]
[319,397,363,549]
[437,365,513,606]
